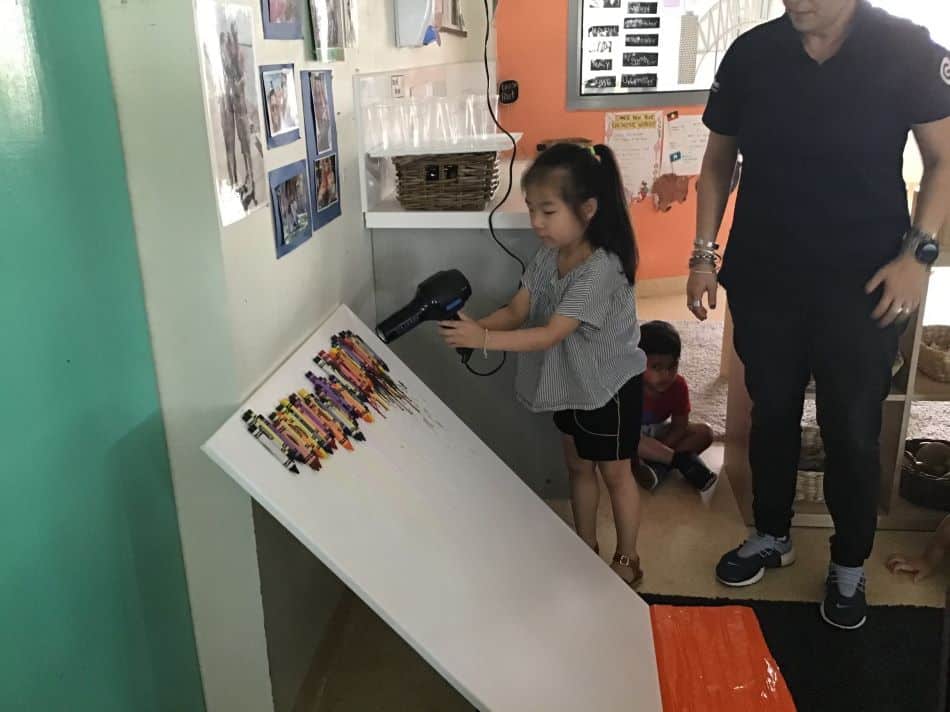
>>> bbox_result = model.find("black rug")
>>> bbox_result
[643,594,946,712]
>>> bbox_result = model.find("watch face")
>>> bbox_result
[917,241,940,265]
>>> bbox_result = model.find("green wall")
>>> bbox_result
[0,2,205,710]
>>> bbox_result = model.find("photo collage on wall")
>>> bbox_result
[195,0,347,255]
[301,70,342,231]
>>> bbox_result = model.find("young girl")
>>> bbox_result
[440,143,647,586]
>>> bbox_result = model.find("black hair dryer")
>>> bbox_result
[376,269,474,364]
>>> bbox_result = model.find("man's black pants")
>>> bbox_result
[728,281,901,567]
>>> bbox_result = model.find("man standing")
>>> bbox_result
[688,0,950,629]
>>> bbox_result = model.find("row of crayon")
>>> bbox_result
[243,330,419,474]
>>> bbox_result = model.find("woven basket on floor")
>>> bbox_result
[919,326,950,383]
[392,151,498,211]
[900,439,950,511]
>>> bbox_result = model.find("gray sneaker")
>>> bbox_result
[716,532,796,586]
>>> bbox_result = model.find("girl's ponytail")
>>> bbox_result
[591,144,638,285]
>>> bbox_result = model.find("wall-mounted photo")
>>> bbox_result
[440,0,466,35]
[260,64,301,148]
[195,0,268,226]
[268,160,312,258]
[261,0,303,39]
[309,72,334,153]
[300,69,342,230]
[315,154,339,211]
[309,0,345,61]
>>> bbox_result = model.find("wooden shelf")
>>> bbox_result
[912,371,950,402]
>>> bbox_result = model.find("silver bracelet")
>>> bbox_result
[693,238,720,251]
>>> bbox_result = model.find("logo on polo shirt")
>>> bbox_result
[942,56,950,86]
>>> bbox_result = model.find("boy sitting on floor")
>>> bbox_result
[634,320,717,493]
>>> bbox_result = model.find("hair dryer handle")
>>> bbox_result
[448,313,473,365]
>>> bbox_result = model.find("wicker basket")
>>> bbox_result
[919,326,950,383]
[392,151,498,211]
[900,439,950,511]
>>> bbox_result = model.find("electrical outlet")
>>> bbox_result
[391,74,406,99]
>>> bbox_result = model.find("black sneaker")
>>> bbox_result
[716,532,796,587]
[634,461,671,491]
[820,568,867,630]
[672,452,717,491]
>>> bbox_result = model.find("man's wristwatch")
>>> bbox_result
[903,227,941,267]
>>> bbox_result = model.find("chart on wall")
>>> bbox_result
[195,0,269,226]
[579,0,784,96]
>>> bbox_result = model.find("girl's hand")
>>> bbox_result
[866,253,929,327]
[886,552,938,583]
[439,312,484,350]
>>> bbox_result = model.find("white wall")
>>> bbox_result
[99,0,494,710]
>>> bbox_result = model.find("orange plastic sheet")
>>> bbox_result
[650,605,797,711]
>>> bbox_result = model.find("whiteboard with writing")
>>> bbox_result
[569,0,783,108]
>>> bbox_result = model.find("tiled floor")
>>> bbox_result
[298,289,948,711]
[546,442,948,608]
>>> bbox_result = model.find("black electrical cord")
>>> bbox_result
[465,0,518,378]
[482,0,523,275]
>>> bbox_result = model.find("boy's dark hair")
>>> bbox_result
[639,321,681,360]
[522,142,638,285]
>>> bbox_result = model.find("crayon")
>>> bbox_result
[244,421,299,474]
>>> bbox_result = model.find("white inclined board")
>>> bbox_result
[203,305,661,711]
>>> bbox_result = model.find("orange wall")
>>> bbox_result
[496,0,734,281]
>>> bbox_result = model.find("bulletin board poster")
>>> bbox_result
[580,0,783,97]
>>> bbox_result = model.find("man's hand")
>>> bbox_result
[687,270,718,321]
[866,253,929,327]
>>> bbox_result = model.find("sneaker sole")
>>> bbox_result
[716,548,797,587]
[819,602,867,631]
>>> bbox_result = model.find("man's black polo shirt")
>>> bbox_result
[703,1,950,291]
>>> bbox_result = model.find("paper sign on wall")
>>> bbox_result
[605,110,664,203]
[661,112,709,176]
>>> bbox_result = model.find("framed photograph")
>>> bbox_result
[308,0,345,62]
[301,70,342,229]
[440,0,466,36]
[195,0,268,226]
[315,154,340,211]
[261,0,303,39]
[260,64,301,148]
[268,160,312,258]
[340,0,358,47]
